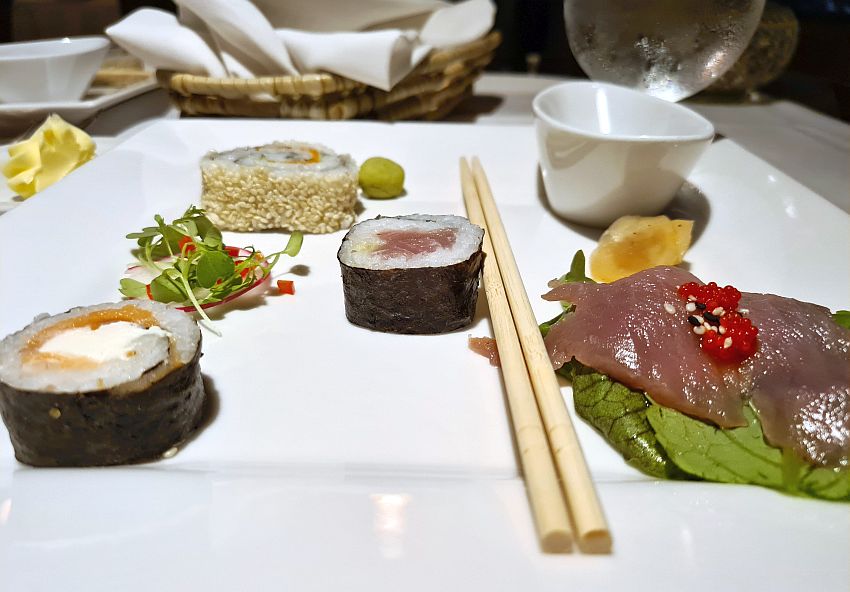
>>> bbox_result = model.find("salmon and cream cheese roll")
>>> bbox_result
[0,301,205,467]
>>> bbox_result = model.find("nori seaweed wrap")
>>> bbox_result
[337,214,485,334]
[0,301,205,467]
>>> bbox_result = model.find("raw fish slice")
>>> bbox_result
[739,293,850,467]
[543,267,749,428]
[543,267,850,467]
[373,228,457,258]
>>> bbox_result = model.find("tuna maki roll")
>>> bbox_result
[338,214,485,334]
[200,141,359,234]
[0,301,205,467]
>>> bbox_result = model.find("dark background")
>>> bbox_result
[2,0,848,121]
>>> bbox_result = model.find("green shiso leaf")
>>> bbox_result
[832,310,850,329]
[647,403,850,501]
[560,361,688,479]
[196,250,236,289]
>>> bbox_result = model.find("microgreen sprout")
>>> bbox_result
[120,206,303,334]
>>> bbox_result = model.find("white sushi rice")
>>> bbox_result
[200,141,358,234]
[0,301,200,393]
[338,214,484,270]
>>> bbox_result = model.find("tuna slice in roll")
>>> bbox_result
[337,214,485,334]
[0,301,205,467]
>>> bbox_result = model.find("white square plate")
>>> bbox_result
[0,120,847,591]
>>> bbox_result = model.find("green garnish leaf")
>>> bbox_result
[832,310,850,329]
[150,272,186,303]
[193,213,219,243]
[119,278,148,299]
[647,403,850,501]
[557,250,595,285]
[562,361,688,479]
[196,251,236,289]
[551,250,595,310]
[283,231,304,257]
[539,312,568,338]
[126,227,160,240]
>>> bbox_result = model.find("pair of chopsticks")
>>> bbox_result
[460,157,611,554]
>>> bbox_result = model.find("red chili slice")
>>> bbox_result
[178,236,196,253]
[277,279,295,295]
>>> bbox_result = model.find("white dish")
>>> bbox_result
[0,36,110,103]
[533,81,714,227]
[0,78,157,139]
[0,120,847,591]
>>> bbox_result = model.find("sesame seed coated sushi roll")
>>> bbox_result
[337,214,485,334]
[200,141,358,234]
[0,301,205,467]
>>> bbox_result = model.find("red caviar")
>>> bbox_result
[678,281,741,311]
[677,281,758,364]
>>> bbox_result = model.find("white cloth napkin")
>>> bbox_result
[106,0,495,91]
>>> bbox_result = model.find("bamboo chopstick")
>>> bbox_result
[460,159,573,553]
[468,157,612,554]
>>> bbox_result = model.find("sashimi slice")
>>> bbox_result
[543,267,749,429]
[740,293,850,467]
[543,267,850,468]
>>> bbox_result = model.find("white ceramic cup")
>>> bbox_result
[0,36,110,104]
[532,81,714,227]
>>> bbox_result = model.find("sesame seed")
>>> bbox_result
[48,408,61,420]
[695,302,706,310]
[688,295,697,302]
[719,326,726,335]
[739,308,749,315]
[694,315,704,324]
[687,316,701,326]
[712,307,724,316]
[704,311,720,323]
[161,447,179,459]
[708,325,718,332]
[685,302,696,312]
[693,326,706,335]
[664,302,676,315]
[723,337,733,349]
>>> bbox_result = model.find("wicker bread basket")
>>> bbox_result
[158,31,500,121]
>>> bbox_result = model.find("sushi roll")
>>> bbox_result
[200,141,358,234]
[0,301,205,467]
[337,214,485,334]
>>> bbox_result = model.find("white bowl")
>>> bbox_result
[532,81,714,227]
[0,36,110,104]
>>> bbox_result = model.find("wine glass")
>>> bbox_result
[564,0,766,102]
